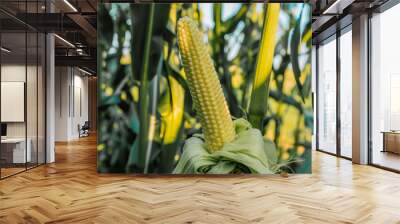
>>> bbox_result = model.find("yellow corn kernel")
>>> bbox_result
[120,53,131,65]
[177,17,235,153]
[297,146,305,156]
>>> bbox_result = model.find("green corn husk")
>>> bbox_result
[173,118,279,174]
[177,17,235,153]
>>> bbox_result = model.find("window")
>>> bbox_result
[370,3,400,171]
[317,36,337,154]
[339,29,352,158]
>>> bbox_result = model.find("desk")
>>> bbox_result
[382,131,400,154]
[1,138,31,163]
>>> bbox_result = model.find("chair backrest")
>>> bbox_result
[82,121,90,129]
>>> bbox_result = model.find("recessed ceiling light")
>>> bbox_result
[78,67,93,76]
[63,0,78,12]
[1,47,11,53]
[54,34,75,48]
[322,0,355,15]
[323,0,343,15]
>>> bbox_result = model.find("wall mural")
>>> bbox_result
[98,3,312,174]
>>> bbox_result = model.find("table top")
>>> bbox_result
[1,138,30,143]
[381,131,400,134]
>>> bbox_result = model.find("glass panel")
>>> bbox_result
[0,1,46,178]
[1,31,27,177]
[340,29,352,158]
[371,4,400,171]
[26,0,40,169]
[318,37,337,154]
[27,30,38,169]
[38,32,45,165]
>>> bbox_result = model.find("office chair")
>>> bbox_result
[78,121,90,138]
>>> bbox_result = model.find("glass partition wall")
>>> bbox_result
[0,1,46,179]
[0,30,27,177]
[316,26,352,159]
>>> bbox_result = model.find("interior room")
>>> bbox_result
[0,0,399,223]
[54,66,93,141]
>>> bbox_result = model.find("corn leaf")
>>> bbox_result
[98,5,114,48]
[289,6,307,102]
[126,140,138,172]
[158,74,185,145]
[248,4,280,130]
[137,4,155,173]
[130,4,171,81]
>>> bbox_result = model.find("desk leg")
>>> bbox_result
[382,133,386,153]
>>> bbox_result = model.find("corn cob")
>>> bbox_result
[177,17,235,153]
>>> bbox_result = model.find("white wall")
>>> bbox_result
[55,66,69,141]
[72,73,89,138]
[1,63,46,164]
[55,67,89,141]
[1,65,26,140]
[1,65,38,138]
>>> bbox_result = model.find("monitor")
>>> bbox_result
[1,123,7,137]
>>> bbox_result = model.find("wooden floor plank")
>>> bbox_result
[0,135,399,223]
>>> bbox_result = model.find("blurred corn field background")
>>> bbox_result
[98,3,312,174]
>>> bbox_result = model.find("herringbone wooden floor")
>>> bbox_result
[0,135,400,224]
